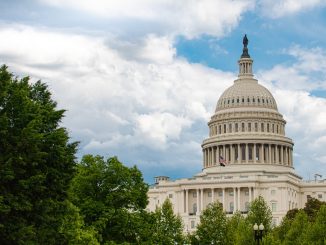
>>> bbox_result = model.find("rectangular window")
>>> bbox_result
[235,123,238,132]
[230,202,234,212]
[267,123,270,132]
[229,124,232,133]
[318,194,322,199]
[242,123,245,132]
[218,191,223,197]
[191,220,195,229]
[224,124,226,133]
[271,190,276,195]
[261,123,264,132]
[245,191,249,196]
[248,123,251,132]
[193,192,197,198]
[219,125,221,134]
[249,145,253,160]
[229,191,234,196]
[272,203,277,212]
[272,124,274,133]
[169,194,173,198]
[255,123,258,132]
[208,192,212,197]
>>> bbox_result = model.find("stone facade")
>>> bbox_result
[147,39,326,232]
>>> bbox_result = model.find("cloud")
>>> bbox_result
[39,0,254,38]
[0,24,234,181]
[258,0,326,18]
[257,46,326,178]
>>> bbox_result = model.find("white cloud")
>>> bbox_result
[0,25,234,177]
[39,0,254,38]
[258,0,326,18]
[257,46,326,178]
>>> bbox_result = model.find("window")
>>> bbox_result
[242,123,245,132]
[229,124,232,133]
[271,202,277,212]
[235,123,238,132]
[229,190,234,196]
[318,194,322,199]
[271,190,276,195]
[272,219,277,227]
[169,194,173,198]
[261,123,264,132]
[224,124,226,133]
[245,191,249,196]
[230,202,234,212]
[191,220,195,229]
[219,125,222,134]
[245,202,249,211]
[193,192,197,198]
[272,124,274,133]
[218,191,223,197]
[255,123,258,132]
[267,123,270,132]
[193,203,197,213]
[249,145,253,160]
[248,123,251,132]
[208,191,212,197]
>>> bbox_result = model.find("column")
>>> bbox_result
[261,144,265,163]
[186,189,189,214]
[281,145,284,165]
[211,147,214,166]
[268,144,272,164]
[196,189,199,215]
[249,187,252,203]
[254,144,257,163]
[238,187,241,211]
[211,188,215,203]
[238,144,241,163]
[222,188,225,211]
[230,145,234,163]
[233,187,236,213]
[245,144,249,163]
[200,188,204,212]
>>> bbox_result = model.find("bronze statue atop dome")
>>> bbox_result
[241,34,250,58]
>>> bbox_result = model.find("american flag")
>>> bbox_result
[219,156,226,167]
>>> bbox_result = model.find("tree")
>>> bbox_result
[247,196,272,232]
[226,211,254,245]
[0,65,78,244]
[69,155,149,244]
[305,204,326,245]
[195,201,228,245]
[303,198,325,222]
[150,198,184,245]
[283,210,309,245]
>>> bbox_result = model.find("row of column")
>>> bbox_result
[184,187,255,214]
[203,143,293,168]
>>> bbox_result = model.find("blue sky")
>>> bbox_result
[1,0,326,183]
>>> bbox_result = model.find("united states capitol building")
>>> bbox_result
[147,36,326,231]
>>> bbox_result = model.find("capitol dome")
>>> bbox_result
[202,35,293,170]
[216,79,278,112]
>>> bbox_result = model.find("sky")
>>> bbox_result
[1,0,326,183]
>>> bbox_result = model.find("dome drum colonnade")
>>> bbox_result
[201,34,294,169]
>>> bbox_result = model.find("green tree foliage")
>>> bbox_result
[303,198,325,222]
[283,210,309,245]
[247,196,272,232]
[195,201,227,245]
[150,198,184,245]
[0,65,78,244]
[226,211,254,245]
[305,204,326,245]
[69,155,149,244]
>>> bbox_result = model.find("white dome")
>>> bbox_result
[216,79,278,112]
